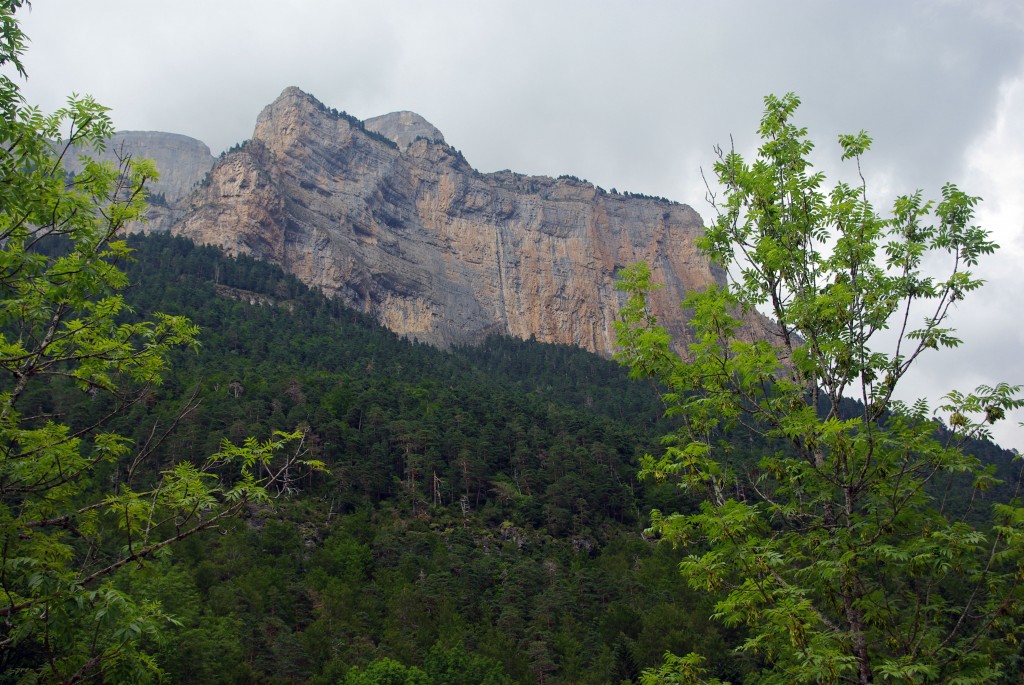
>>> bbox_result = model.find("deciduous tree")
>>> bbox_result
[616,93,1024,684]
[0,4,314,681]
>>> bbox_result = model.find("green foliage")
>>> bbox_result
[0,5,309,682]
[422,643,516,685]
[338,646,513,685]
[639,653,727,685]
[342,658,431,685]
[99,209,1016,685]
[616,93,1024,683]
[9,207,1014,683]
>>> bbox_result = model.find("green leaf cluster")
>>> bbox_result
[616,93,1024,684]
[0,5,309,682]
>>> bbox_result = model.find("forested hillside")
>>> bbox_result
[5,232,758,684]
[6,228,1020,685]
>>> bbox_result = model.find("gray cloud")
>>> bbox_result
[21,2,1022,188]
[17,0,1024,446]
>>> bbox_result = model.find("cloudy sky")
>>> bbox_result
[16,1,1024,447]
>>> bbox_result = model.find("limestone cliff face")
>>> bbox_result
[171,87,725,356]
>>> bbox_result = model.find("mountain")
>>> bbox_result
[115,87,732,355]
[63,130,216,233]
[364,110,446,150]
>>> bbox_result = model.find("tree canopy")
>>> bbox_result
[616,93,1024,684]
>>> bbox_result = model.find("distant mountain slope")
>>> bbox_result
[28,232,724,685]
[18,231,1013,685]
[64,130,216,232]
[364,110,446,150]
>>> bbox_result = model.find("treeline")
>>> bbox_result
[555,175,673,204]
[302,94,399,150]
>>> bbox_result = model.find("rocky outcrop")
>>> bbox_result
[365,111,445,150]
[168,86,728,356]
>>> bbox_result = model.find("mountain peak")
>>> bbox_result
[364,111,445,150]
[265,89,445,152]
[275,85,315,103]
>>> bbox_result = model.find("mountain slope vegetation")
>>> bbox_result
[49,232,741,684]
[7,230,1018,684]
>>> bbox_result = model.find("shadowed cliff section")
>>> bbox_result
[162,86,726,356]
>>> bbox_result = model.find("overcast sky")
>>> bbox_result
[16,1,1024,447]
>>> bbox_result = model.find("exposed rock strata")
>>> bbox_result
[114,87,739,356]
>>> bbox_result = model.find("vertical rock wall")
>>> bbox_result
[144,87,725,356]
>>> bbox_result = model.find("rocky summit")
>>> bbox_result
[115,87,733,356]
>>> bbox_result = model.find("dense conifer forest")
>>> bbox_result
[6,232,1018,683]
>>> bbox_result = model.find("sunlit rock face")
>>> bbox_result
[130,87,733,355]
